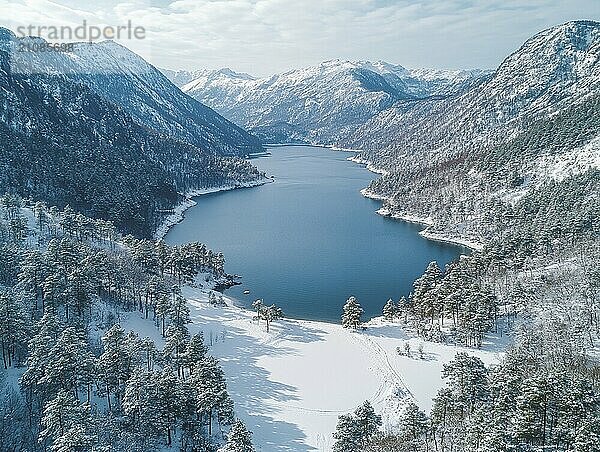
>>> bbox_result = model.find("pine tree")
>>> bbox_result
[332,414,361,452]
[123,368,161,438]
[441,352,489,416]
[156,293,171,336]
[514,375,549,445]
[398,402,428,440]
[382,298,398,322]
[412,261,442,322]
[39,390,93,452]
[97,324,130,410]
[223,419,255,452]
[398,296,410,322]
[252,299,263,324]
[141,337,158,372]
[164,324,190,378]
[263,304,283,333]
[342,296,364,329]
[354,400,382,446]
[0,289,29,368]
[40,327,95,400]
[21,312,61,399]
[190,356,232,436]
[169,292,191,328]
[333,401,382,451]
[185,333,208,373]
[155,366,183,446]
[18,249,47,311]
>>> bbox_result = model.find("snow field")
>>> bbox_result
[123,285,507,451]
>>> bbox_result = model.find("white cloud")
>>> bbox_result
[1,0,599,75]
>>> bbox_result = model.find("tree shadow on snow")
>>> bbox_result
[188,313,321,451]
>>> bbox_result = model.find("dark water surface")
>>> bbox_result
[165,145,467,322]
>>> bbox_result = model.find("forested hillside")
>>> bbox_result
[0,41,265,237]
[2,29,263,157]
[0,196,253,451]
[328,21,600,452]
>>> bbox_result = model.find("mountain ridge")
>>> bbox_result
[1,29,263,157]
[351,20,600,246]
[0,30,265,236]
[162,59,490,145]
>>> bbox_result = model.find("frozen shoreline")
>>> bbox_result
[344,151,482,250]
[153,177,273,240]
[360,188,484,251]
[347,155,390,176]
[330,147,484,251]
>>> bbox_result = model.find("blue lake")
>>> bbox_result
[165,145,467,323]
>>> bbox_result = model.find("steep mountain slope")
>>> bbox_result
[165,61,488,144]
[354,21,600,246]
[350,20,600,166]
[0,32,264,237]
[4,30,262,156]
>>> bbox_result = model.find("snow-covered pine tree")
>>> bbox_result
[39,390,93,452]
[412,261,442,321]
[341,296,363,329]
[353,400,382,446]
[141,337,158,372]
[97,324,130,410]
[263,304,283,333]
[0,289,29,368]
[156,293,171,336]
[185,332,208,373]
[223,419,255,452]
[252,299,263,324]
[190,356,232,436]
[398,295,410,322]
[155,366,182,446]
[332,414,361,452]
[398,402,428,441]
[382,298,398,322]
[123,368,160,437]
[441,352,488,416]
[164,323,190,378]
[41,326,95,401]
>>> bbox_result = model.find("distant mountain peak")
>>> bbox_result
[167,57,488,145]
[217,67,255,79]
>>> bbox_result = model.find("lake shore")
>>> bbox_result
[154,177,274,240]
[122,281,506,452]
[360,187,484,251]
[265,144,480,251]
[162,144,470,321]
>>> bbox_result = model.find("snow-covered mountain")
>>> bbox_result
[162,60,489,144]
[2,30,262,156]
[0,28,265,236]
[349,20,600,166]
[353,20,600,246]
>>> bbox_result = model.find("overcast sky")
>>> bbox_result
[1,0,599,75]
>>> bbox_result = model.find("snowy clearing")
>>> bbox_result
[124,287,507,451]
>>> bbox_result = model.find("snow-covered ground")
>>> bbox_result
[123,286,508,452]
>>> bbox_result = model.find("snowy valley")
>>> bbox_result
[0,12,599,452]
